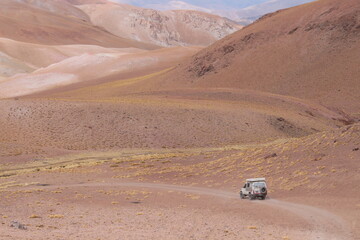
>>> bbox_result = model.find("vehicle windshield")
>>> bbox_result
[252,182,266,188]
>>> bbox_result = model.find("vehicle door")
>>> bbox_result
[245,182,252,194]
[241,183,246,193]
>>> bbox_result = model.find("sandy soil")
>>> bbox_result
[0,0,359,239]
[0,123,359,239]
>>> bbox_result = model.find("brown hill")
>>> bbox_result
[22,0,359,151]
[153,0,360,116]
[12,0,91,21]
[1,0,357,153]
[0,38,147,68]
[0,46,199,98]
[0,0,156,49]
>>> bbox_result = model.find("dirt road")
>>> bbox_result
[28,181,353,240]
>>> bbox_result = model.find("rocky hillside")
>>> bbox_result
[155,0,360,115]
[77,2,242,47]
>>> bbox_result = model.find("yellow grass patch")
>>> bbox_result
[48,214,64,219]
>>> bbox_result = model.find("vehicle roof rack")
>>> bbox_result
[246,178,266,182]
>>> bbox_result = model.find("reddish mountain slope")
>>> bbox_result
[0,0,357,152]
[0,0,156,49]
[154,0,360,115]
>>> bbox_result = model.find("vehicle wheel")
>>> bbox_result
[249,194,254,200]
[240,192,245,199]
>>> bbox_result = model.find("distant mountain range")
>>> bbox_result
[216,0,316,24]
[113,0,316,25]
[77,1,242,47]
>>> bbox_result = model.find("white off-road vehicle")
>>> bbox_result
[240,178,268,200]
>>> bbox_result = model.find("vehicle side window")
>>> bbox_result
[243,184,246,188]
[246,183,250,188]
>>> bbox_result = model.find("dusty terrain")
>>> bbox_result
[0,123,359,239]
[0,0,359,239]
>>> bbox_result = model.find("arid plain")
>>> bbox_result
[0,0,359,239]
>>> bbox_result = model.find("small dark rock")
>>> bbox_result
[264,153,277,159]
[197,64,215,77]
[288,27,299,34]
[353,148,359,151]
[36,183,51,186]
[312,153,326,162]
[241,33,255,42]
[305,110,315,117]
[223,45,235,54]
[10,221,27,230]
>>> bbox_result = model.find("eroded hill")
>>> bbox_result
[152,0,360,116]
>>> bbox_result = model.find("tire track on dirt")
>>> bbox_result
[257,199,353,240]
[32,182,353,240]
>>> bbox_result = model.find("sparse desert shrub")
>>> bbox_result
[48,214,64,219]
[247,226,258,230]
